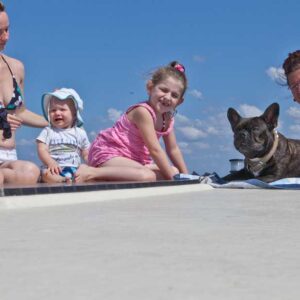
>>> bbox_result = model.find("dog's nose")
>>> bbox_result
[238,131,248,140]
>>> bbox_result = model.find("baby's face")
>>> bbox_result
[49,98,76,129]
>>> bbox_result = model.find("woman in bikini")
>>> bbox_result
[0,2,48,185]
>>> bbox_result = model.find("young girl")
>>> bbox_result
[36,88,90,183]
[76,61,189,182]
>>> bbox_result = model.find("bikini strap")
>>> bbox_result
[1,55,14,76]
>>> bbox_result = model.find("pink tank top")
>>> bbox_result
[88,102,174,167]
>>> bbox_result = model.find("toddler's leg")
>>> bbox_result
[41,169,71,183]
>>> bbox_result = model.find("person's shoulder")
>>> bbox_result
[36,126,50,141]
[2,54,24,74]
[128,106,155,127]
[130,103,153,116]
[39,126,51,134]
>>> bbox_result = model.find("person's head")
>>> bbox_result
[0,2,9,51]
[48,97,76,129]
[0,2,5,11]
[147,61,188,114]
[282,50,300,104]
[42,88,84,128]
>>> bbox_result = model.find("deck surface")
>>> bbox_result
[1,185,300,299]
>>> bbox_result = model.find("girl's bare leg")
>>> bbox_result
[145,164,179,180]
[74,158,156,183]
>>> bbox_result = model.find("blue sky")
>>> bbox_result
[5,0,300,176]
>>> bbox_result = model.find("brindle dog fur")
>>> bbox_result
[223,102,300,183]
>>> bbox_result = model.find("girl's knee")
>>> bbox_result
[139,168,156,182]
[171,166,179,175]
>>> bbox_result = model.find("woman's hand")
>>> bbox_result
[7,113,22,131]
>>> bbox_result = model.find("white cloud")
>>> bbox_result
[176,113,191,126]
[239,104,262,117]
[286,106,300,120]
[207,112,232,136]
[289,124,300,132]
[266,66,286,85]
[107,108,122,122]
[178,141,192,154]
[219,144,235,152]
[17,138,35,146]
[206,126,219,135]
[193,55,206,63]
[189,89,203,99]
[89,131,98,139]
[177,126,207,140]
[194,142,210,149]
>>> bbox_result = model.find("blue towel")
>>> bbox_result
[173,173,201,181]
[198,172,300,189]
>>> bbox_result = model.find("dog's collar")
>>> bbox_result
[246,130,279,176]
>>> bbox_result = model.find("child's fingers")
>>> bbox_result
[49,165,61,175]
[49,167,56,175]
[55,166,62,175]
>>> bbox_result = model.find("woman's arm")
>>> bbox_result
[163,131,188,174]
[130,107,176,180]
[17,107,48,128]
[12,57,48,128]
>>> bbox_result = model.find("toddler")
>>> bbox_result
[36,88,90,183]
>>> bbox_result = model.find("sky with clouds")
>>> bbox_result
[5,0,300,176]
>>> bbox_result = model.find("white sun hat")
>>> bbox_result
[41,88,84,127]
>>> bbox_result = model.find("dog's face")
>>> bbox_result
[227,103,279,159]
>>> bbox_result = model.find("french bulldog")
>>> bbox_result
[223,102,300,183]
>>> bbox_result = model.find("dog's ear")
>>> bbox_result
[262,103,279,130]
[227,108,241,130]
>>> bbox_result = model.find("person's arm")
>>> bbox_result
[81,148,89,163]
[37,141,61,175]
[12,57,48,128]
[17,107,48,128]
[79,129,90,163]
[131,107,175,180]
[163,131,188,174]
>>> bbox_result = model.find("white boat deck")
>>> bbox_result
[1,184,300,299]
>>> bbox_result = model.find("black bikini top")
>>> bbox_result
[0,55,24,111]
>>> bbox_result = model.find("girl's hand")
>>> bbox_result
[7,113,22,131]
[47,163,61,175]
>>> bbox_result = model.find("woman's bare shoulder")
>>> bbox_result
[1,54,24,74]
